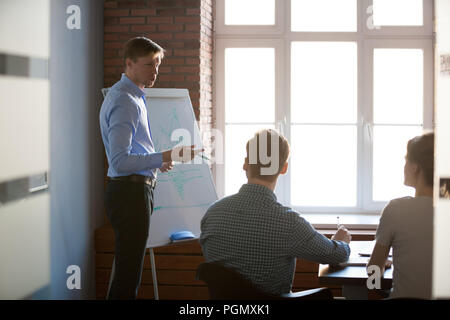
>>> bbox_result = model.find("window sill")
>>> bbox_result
[301,213,380,231]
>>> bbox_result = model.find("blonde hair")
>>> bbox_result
[245,129,290,182]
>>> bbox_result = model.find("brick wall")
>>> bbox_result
[103,0,214,155]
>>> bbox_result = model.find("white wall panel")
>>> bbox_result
[0,0,49,58]
[0,193,50,299]
[0,77,49,182]
[433,0,450,299]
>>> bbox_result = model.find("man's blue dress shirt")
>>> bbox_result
[100,74,163,179]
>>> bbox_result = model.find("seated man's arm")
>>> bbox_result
[288,215,350,265]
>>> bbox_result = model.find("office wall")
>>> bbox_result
[0,0,51,299]
[49,0,104,299]
[433,0,450,299]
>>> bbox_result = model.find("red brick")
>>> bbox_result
[130,9,156,16]
[158,24,184,32]
[118,34,138,41]
[130,25,157,32]
[104,42,125,49]
[104,25,129,33]
[183,40,200,49]
[186,75,200,82]
[175,16,200,23]
[119,17,145,24]
[190,88,201,95]
[145,33,173,40]
[157,8,186,16]
[104,9,130,17]
[104,1,118,8]
[163,58,186,66]
[104,17,119,25]
[174,66,199,73]
[185,58,200,65]
[156,0,200,6]
[117,0,147,9]
[158,74,185,82]
[174,49,199,57]
[104,67,117,75]
[174,33,199,40]
[183,0,201,7]
[186,8,200,16]
[104,58,123,66]
[161,41,184,49]
[184,83,200,91]
[158,66,172,73]
[185,23,200,32]
[104,49,118,58]
[104,34,119,41]
[147,17,173,24]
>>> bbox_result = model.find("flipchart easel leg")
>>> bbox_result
[150,248,159,300]
[106,257,115,299]
[107,253,159,300]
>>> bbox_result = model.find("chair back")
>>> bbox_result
[196,262,334,300]
[196,262,275,300]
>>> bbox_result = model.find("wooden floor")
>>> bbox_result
[95,224,377,300]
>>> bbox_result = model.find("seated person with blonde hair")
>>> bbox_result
[200,129,351,295]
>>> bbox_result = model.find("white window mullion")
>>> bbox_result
[423,38,434,130]
[362,38,376,212]
[214,39,226,198]
[364,38,433,210]
[216,0,433,214]
[274,39,288,204]
[215,39,281,198]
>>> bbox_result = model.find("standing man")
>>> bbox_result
[100,37,201,299]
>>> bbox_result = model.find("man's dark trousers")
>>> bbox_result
[105,180,154,299]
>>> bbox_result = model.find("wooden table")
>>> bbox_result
[318,241,393,300]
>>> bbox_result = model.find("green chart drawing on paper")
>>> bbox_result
[157,168,203,201]
[151,106,206,202]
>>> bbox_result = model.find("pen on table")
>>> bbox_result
[197,153,210,161]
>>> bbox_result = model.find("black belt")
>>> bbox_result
[110,175,157,188]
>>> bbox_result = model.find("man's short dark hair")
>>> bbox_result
[123,37,165,66]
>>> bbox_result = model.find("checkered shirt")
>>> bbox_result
[200,183,350,295]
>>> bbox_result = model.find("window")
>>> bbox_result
[372,0,423,26]
[225,0,275,25]
[215,0,434,213]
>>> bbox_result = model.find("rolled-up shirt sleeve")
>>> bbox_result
[107,97,163,174]
[288,214,350,265]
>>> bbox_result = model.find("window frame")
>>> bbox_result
[215,0,284,35]
[362,38,434,211]
[214,0,434,214]
[215,38,286,199]
[362,0,434,36]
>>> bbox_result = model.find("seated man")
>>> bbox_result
[200,129,351,296]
